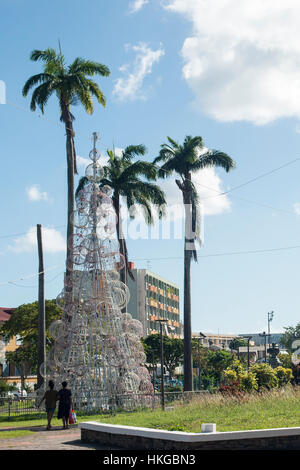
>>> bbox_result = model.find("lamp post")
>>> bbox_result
[197,332,206,391]
[259,331,267,363]
[242,336,252,370]
[155,319,168,411]
[268,311,274,349]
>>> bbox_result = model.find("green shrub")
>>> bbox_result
[275,366,293,386]
[230,359,245,375]
[239,371,258,392]
[224,369,238,384]
[250,363,279,389]
[0,379,10,393]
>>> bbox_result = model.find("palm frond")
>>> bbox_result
[29,81,54,113]
[22,73,53,97]
[30,48,58,63]
[190,150,236,173]
[123,144,147,160]
[118,161,157,184]
[85,79,106,107]
[69,58,110,77]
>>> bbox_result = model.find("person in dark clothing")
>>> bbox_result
[38,380,58,430]
[57,381,72,429]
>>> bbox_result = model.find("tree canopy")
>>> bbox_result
[1,300,61,372]
[142,334,184,378]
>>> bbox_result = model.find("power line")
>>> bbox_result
[7,270,64,289]
[132,243,300,260]
[0,224,66,240]
[0,265,63,287]
[6,98,300,220]
[152,156,300,216]
[202,157,300,199]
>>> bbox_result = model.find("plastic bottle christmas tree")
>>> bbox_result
[41,133,154,411]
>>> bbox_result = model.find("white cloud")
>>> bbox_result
[294,203,300,215]
[76,155,90,169]
[9,227,66,254]
[118,166,230,244]
[113,42,165,102]
[26,185,48,202]
[163,0,300,125]
[77,154,109,172]
[129,0,149,13]
[160,167,231,216]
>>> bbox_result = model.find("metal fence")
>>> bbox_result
[0,390,212,420]
[0,394,40,420]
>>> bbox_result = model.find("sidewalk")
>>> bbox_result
[0,425,120,450]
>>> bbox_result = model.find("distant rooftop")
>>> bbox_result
[0,307,14,322]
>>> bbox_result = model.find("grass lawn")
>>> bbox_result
[1,386,300,433]
[0,430,35,439]
[89,386,300,432]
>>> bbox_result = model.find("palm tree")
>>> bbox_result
[153,135,236,391]
[76,144,166,285]
[22,47,110,280]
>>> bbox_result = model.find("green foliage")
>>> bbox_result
[223,361,258,392]
[0,379,10,393]
[250,363,279,389]
[142,334,184,378]
[280,322,300,353]
[23,48,110,119]
[77,145,166,224]
[223,369,238,384]
[229,359,245,374]
[275,366,293,386]
[228,337,248,350]
[239,372,258,392]
[154,135,235,262]
[278,353,294,369]
[205,349,235,382]
[0,300,61,371]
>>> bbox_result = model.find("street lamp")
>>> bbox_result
[155,318,168,411]
[268,311,274,348]
[242,336,252,370]
[259,331,267,363]
[197,332,206,391]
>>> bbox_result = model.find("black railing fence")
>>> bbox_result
[0,390,211,420]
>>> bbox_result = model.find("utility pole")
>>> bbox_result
[268,311,274,348]
[37,224,46,391]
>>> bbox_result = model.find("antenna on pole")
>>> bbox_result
[58,39,62,55]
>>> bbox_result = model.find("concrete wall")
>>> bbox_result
[79,422,300,450]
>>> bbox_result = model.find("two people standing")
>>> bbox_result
[38,380,72,430]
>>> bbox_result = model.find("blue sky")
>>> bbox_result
[1,0,300,336]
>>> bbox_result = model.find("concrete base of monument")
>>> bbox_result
[79,422,300,450]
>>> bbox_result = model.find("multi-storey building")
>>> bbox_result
[192,332,244,350]
[127,267,183,338]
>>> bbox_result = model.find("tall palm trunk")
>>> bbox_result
[112,191,126,286]
[177,175,193,391]
[63,105,75,297]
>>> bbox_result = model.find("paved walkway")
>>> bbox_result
[0,425,120,450]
